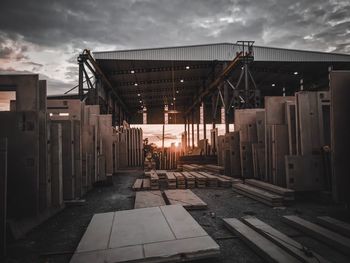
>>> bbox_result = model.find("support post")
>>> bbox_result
[196,107,200,145]
[212,94,216,129]
[224,81,229,133]
[78,59,84,99]
[191,111,195,149]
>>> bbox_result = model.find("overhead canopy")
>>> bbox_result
[93,43,350,115]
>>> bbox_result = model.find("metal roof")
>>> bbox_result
[93,43,350,62]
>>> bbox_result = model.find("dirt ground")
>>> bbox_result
[5,169,350,263]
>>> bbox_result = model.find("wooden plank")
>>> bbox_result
[132,179,143,191]
[233,183,284,207]
[283,215,350,255]
[223,218,300,263]
[317,216,350,238]
[164,190,207,210]
[134,191,165,209]
[245,179,294,200]
[242,216,329,263]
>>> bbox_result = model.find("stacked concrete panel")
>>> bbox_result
[235,109,264,179]
[0,75,41,219]
[49,123,63,207]
[118,127,143,168]
[265,96,294,186]
[225,132,241,178]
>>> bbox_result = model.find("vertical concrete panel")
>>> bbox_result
[50,123,63,207]
[330,71,350,204]
[0,138,7,257]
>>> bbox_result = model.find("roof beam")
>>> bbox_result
[184,51,243,116]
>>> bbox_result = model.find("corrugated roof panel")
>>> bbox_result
[93,43,350,62]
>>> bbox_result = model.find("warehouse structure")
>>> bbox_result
[2,41,350,262]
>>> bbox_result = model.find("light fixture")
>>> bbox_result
[185,66,190,70]
[294,71,298,75]
[272,83,275,87]
[173,97,176,101]
[176,90,179,94]
[131,70,135,74]
[137,93,141,96]
[170,102,173,105]
[134,83,138,86]
[139,100,142,103]
[180,79,184,83]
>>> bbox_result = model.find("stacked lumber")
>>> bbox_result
[212,175,232,188]
[155,170,167,180]
[245,179,295,201]
[165,172,177,189]
[182,164,200,171]
[198,172,218,187]
[174,172,186,189]
[190,172,207,188]
[283,215,350,256]
[132,179,143,191]
[233,183,284,207]
[142,178,150,190]
[223,218,302,263]
[219,175,243,185]
[181,172,196,188]
[225,216,328,263]
[150,170,159,190]
[204,164,224,174]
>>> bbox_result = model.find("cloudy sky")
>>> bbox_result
[0,0,349,95]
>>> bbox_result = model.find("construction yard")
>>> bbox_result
[1,41,350,263]
[4,169,349,263]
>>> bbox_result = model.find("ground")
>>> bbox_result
[5,169,350,263]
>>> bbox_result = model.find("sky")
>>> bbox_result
[0,0,349,95]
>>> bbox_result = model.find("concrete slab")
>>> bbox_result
[71,205,219,263]
[160,205,207,239]
[109,207,175,248]
[144,235,220,260]
[134,191,165,209]
[76,212,114,253]
[164,189,207,210]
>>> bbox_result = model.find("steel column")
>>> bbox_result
[191,111,195,149]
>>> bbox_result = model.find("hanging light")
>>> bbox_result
[137,93,141,96]
[185,66,190,70]
[180,79,184,83]
[134,83,138,86]
[131,70,135,74]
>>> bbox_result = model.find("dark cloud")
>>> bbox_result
[0,0,349,94]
